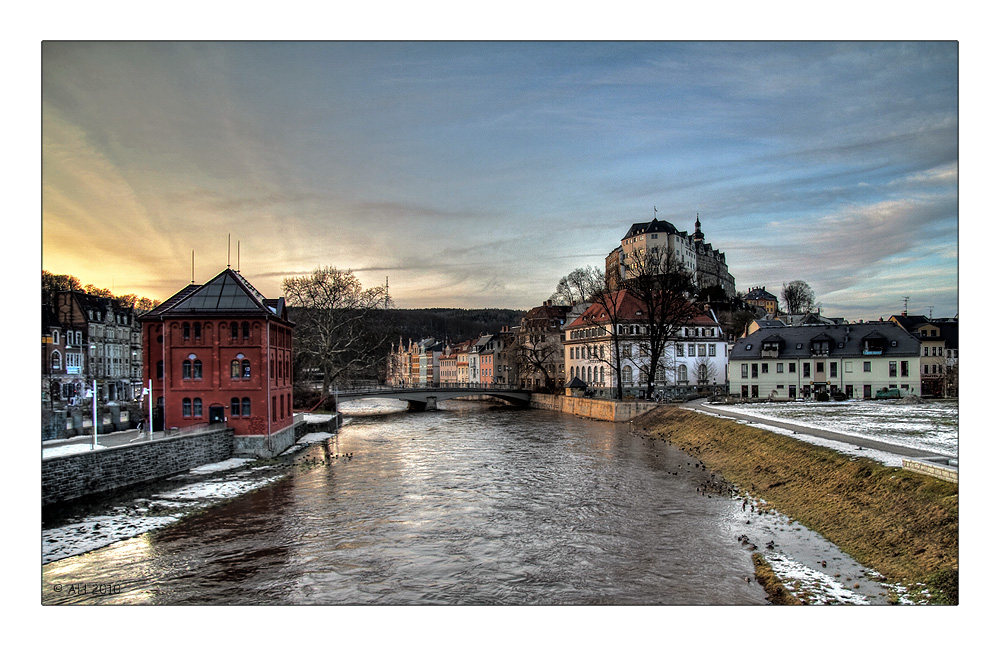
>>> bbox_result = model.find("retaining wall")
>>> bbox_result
[42,428,234,506]
[901,457,959,483]
[530,394,660,422]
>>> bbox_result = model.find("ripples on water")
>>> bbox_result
[45,400,774,605]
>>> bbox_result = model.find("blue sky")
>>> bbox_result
[41,41,958,320]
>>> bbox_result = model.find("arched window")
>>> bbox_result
[623,365,633,384]
[182,359,192,379]
[193,398,203,417]
[587,366,592,383]
[678,365,688,383]
[241,397,251,416]
[182,398,192,417]
[231,322,238,340]
[231,360,241,379]
[51,350,62,371]
[231,397,241,416]
[600,367,605,384]
[157,361,164,380]
[698,364,708,382]
[242,322,250,340]
[183,323,190,340]
[53,330,60,345]
[194,322,202,340]
[193,360,203,379]
[242,360,251,379]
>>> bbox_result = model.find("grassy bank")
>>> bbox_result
[632,406,958,604]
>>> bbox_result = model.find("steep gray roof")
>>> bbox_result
[730,322,920,361]
[140,268,285,320]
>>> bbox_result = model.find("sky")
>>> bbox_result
[41,40,959,320]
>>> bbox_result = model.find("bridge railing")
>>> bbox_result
[337,383,527,395]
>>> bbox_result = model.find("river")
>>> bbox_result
[42,400,889,605]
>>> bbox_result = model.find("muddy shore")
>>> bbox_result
[631,406,958,604]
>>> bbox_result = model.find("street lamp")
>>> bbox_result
[85,380,97,450]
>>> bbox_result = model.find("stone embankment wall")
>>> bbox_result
[530,394,659,422]
[42,428,234,506]
[901,457,958,483]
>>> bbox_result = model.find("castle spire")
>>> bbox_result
[693,212,704,243]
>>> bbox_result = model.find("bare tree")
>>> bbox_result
[550,266,603,306]
[283,267,394,398]
[511,329,562,392]
[782,280,816,314]
[623,246,700,399]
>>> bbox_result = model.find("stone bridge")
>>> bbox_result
[332,385,532,411]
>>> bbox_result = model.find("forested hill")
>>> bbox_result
[388,308,525,345]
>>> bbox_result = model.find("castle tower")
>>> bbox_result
[693,213,704,244]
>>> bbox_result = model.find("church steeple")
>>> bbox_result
[693,213,704,243]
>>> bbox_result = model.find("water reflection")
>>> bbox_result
[44,401,769,605]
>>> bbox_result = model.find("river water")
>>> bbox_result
[43,400,885,605]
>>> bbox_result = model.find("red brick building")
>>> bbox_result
[139,269,295,448]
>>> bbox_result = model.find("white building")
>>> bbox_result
[563,290,727,399]
[728,322,921,400]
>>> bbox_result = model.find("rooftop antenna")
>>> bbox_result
[237,240,241,273]
[227,234,232,269]
[191,250,195,283]
[902,296,910,315]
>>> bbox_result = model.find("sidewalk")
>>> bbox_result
[681,399,951,460]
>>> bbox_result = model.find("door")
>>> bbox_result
[209,405,225,424]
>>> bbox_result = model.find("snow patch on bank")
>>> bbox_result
[764,553,872,605]
[42,456,290,564]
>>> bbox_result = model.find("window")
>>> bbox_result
[623,365,633,384]
[182,398,192,417]
[183,323,190,340]
[741,364,748,378]
[157,361,164,380]
[688,344,695,356]
[815,362,824,373]
[194,322,202,340]
[193,360,203,379]
[677,344,685,357]
[182,359,192,379]
[751,363,758,378]
[803,363,810,378]
[776,363,784,374]
[242,398,251,416]
[697,344,706,357]
[830,362,837,378]
[889,361,897,378]
[231,323,238,340]
[678,365,688,383]
[242,322,250,340]
[708,345,716,357]
[863,361,872,373]
[901,361,909,377]
[761,363,769,374]
[193,398,203,417]
[231,360,241,379]
[242,360,251,379]
[231,398,240,416]
[51,351,61,371]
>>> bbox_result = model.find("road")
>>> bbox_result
[681,399,951,460]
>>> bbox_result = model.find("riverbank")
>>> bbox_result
[631,406,958,604]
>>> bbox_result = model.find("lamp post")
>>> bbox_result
[88,379,98,450]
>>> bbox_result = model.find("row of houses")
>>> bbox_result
[385,218,957,401]
[386,292,731,400]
